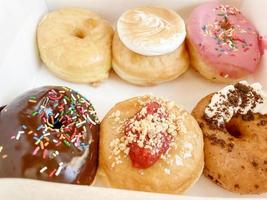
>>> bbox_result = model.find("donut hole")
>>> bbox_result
[225,122,242,138]
[73,29,86,39]
[47,117,62,130]
[73,19,98,39]
[52,120,62,129]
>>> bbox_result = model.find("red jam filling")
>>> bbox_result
[125,102,172,169]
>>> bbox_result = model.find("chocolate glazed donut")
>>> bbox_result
[0,86,100,185]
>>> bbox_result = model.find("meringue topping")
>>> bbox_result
[117,7,186,56]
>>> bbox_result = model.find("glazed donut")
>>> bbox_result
[112,7,189,86]
[37,8,114,84]
[187,3,264,83]
[192,81,267,194]
[98,96,203,194]
[0,86,100,185]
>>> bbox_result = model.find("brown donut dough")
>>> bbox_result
[192,94,267,194]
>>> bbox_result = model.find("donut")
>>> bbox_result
[37,8,114,84]
[112,7,189,86]
[98,96,203,194]
[187,3,264,83]
[192,81,267,194]
[0,86,100,185]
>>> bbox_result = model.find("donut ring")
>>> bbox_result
[0,86,100,185]
[186,39,249,83]
[112,33,189,86]
[192,90,267,194]
[112,7,189,86]
[98,96,203,194]
[186,3,263,83]
[37,8,114,83]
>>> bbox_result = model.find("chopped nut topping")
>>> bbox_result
[109,96,182,169]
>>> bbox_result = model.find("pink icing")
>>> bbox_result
[187,2,263,78]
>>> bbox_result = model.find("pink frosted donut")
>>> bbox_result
[187,2,264,82]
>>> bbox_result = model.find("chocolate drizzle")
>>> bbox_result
[0,86,99,185]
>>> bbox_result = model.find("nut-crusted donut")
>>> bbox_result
[192,81,267,194]
[98,96,203,194]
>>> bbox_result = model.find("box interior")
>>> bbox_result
[0,0,266,199]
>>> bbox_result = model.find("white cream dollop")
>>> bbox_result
[117,7,186,56]
[205,81,267,125]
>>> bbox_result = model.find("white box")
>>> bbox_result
[0,0,266,199]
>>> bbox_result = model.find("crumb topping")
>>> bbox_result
[205,81,266,127]
[108,96,184,169]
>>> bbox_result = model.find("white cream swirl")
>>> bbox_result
[205,81,267,125]
[117,7,186,56]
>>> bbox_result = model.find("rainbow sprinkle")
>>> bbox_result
[0,145,6,160]
[9,87,99,178]
[201,4,254,56]
[39,166,48,173]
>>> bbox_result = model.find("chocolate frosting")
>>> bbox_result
[0,86,99,185]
